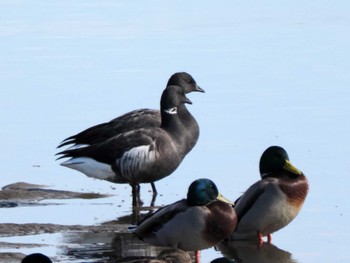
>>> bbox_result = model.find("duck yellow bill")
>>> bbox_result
[283,160,302,175]
[216,193,235,205]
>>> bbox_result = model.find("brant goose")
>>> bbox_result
[57,85,197,206]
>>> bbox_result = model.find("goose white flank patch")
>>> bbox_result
[60,157,115,181]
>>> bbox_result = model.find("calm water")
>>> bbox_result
[1,1,350,262]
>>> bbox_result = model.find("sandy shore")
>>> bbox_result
[0,182,193,262]
[0,182,125,262]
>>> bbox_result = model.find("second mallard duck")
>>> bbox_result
[230,146,309,243]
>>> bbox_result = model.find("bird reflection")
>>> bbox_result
[59,207,196,262]
[110,205,157,225]
[148,248,192,263]
[60,230,194,262]
[215,240,298,263]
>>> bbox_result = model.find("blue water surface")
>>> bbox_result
[1,1,349,262]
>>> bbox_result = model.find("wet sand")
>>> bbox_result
[0,182,110,205]
[0,222,193,262]
[0,222,128,262]
[0,182,193,262]
[0,182,125,262]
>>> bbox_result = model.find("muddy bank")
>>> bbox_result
[0,182,123,262]
[0,182,195,262]
[0,223,129,261]
[0,222,127,238]
[0,222,193,263]
[0,181,122,242]
[0,220,129,262]
[0,182,193,262]
[0,182,110,207]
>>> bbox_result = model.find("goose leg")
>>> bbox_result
[150,193,157,207]
[150,182,158,195]
[150,182,158,207]
[131,184,142,207]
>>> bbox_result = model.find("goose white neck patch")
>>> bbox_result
[164,107,177,115]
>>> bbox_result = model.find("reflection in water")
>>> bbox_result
[109,206,158,225]
[60,231,194,262]
[62,232,158,261]
[153,248,192,263]
[216,240,298,263]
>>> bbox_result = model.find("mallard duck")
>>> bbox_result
[57,72,204,150]
[56,85,197,206]
[132,178,237,262]
[231,146,309,243]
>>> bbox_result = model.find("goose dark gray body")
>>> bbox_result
[57,85,196,205]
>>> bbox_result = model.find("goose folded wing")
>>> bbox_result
[57,128,159,164]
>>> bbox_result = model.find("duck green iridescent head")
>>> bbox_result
[259,146,302,179]
[187,178,234,206]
